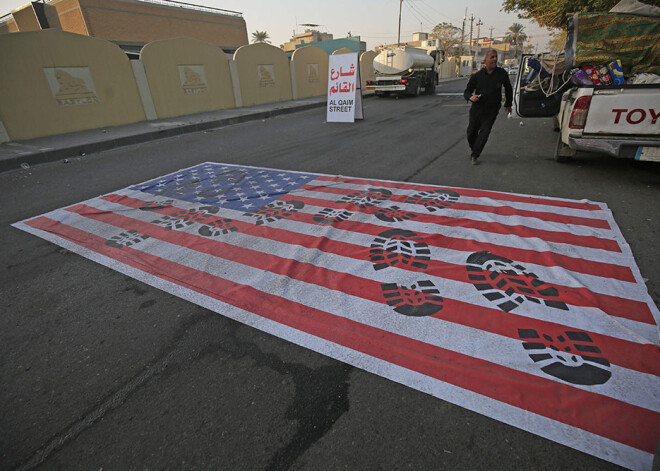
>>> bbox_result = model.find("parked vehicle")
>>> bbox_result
[514,6,660,163]
[515,54,660,162]
[366,45,440,97]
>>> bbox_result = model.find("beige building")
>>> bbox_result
[0,0,248,53]
[281,28,333,53]
[376,32,440,51]
[462,37,513,60]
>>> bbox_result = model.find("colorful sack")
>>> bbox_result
[581,65,601,85]
[607,59,625,85]
[596,65,613,85]
[572,68,593,85]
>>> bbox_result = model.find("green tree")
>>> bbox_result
[501,0,624,29]
[548,30,567,52]
[505,23,528,59]
[430,22,462,57]
[251,30,271,44]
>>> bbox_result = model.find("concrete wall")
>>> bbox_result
[233,42,292,106]
[291,45,328,99]
[439,57,458,78]
[0,29,145,141]
[332,48,354,55]
[295,36,367,56]
[141,37,235,119]
[0,29,384,142]
[360,50,376,89]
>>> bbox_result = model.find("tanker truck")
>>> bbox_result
[366,45,441,97]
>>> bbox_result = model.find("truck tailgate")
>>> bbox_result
[584,87,660,135]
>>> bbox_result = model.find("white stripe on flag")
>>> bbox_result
[73,199,658,343]
[28,208,660,413]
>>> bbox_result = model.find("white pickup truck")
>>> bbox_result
[514,54,660,163]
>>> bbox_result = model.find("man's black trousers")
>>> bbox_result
[467,105,499,158]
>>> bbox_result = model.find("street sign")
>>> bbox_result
[327,53,363,123]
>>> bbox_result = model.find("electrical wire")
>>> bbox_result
[403,2,434,32]
[413,0,462,24]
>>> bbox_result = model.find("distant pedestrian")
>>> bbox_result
[463,49,513,165]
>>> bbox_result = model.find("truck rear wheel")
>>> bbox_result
[425,75,436,95]
[554,134,575,163]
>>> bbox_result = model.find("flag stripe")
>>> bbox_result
[23,215,660,454]
[295,191,620,252]
[98,194,653,325]
[64,201,660,376]
[304,183,613,231]
[313,175,605,211]
[103,191,635,282]
[83,197,658,343]
[38,207,660,414]
[302,185,614,241]
[119,191,644,302]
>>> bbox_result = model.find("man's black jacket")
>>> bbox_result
[463,67,513,113]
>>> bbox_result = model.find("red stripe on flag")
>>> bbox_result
[98,195,651,324]
[312,175,605,211]
[294,193,620,253]
[304,184,612,231]
[101,194,634,282]
[65,202,660,374]
[24,215,660,454]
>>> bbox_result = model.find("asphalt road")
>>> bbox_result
[2,77,659,470]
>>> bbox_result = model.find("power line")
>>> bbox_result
[403,2,433,32]
[406,1,437,27]
[411,0,462,24]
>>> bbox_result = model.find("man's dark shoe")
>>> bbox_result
[471,155,479,165]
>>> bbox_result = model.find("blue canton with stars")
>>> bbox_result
[131,163,317,212]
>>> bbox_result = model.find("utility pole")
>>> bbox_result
[460,9,466,56]
[475,18,483,56]
[489,26,494,42]
[468,14,474,56]
[476,19,483,44]
[397,0,403,46]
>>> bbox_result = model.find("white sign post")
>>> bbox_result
[326,53,364,123]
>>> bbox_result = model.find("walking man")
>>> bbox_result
[463,49,513,165]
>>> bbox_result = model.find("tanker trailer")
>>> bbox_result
[366,45,440,97]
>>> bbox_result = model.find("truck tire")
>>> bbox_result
[554,134,575,163]
[425,75,436,95]
[414,83,421,96]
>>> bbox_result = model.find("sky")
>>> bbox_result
[0,0,556,51]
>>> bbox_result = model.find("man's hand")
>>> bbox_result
[469,94,480,102]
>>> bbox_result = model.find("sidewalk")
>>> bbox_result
[0,96,328,173]
[0,77,465,173]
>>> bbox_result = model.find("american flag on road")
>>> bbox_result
[14,162,660,469]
